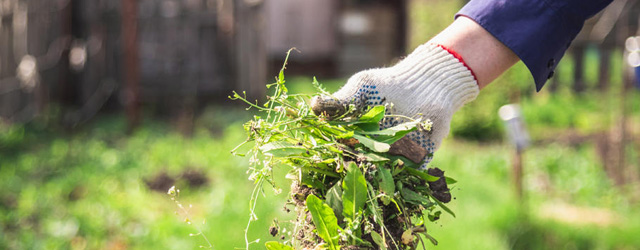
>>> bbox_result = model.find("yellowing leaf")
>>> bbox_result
[401,229,415,245]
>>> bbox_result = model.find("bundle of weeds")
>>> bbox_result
[232,50,456,250]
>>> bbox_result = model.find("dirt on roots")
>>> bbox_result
[270,166,451,249]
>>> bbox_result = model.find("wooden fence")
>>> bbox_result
[0,0,263,129]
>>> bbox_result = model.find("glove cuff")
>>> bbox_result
[390,43,479,114]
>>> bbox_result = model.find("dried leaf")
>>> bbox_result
[401,229,415,245]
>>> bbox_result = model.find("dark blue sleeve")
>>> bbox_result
[457,0,612,91]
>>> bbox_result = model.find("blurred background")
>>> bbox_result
[1,0,640,249]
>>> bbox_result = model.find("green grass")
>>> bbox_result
[0,111,289,249]
[432,139,640,250]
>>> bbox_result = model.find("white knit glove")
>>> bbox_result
[313,44,479,168]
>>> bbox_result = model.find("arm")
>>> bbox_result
[458,0,613,91]
[311,1,613,168]
[429,16,519,89]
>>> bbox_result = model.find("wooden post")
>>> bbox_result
[0,7,15,118]
[395,0,408,55]
[598,46,611,91]
[513,148,524,200]
[121,0,141,131]
[617,49,631,185]
[572,44,587,93]
[235,0,266,101]
[612,5,632,186]
[499,104,529,202]
[617,69,629,185]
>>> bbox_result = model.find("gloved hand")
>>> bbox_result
[311,44,479,168]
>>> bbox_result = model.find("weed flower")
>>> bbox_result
[420,119,433,132]
[167,186,178,197]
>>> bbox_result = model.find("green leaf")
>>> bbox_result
[435,198,456,218]
[312,76,331,96]
[354,106,386,131]
[342,162,368,221]
[359,121,419,136]
[423,232,439,246]
[319,158,336,164]
[306,194,341,250]
[404,167,440,182]
[320,125,354,139]
[378,167,395,195]
[259,141,306,157]
[445,177,458,185]
[355,122,380,132]
[335,130,355,139]
[370,231,387,250]
[301,169,326,190]
[361,153,389,162]
[401,187,432,206]
[380,195,392,206]
[387,155,421,170]
[383,195,402,211]
[428,211,442,222]
[352,134,390,153]
[265,241,294,250]
[325,182,344,221]
[370,121,420,144]
[278,48,294,84]
[359,106,385,123]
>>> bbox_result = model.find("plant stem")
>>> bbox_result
[170,192,214,249]
[244,176,265,249]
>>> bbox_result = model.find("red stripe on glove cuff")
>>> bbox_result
[434,44,478,83]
